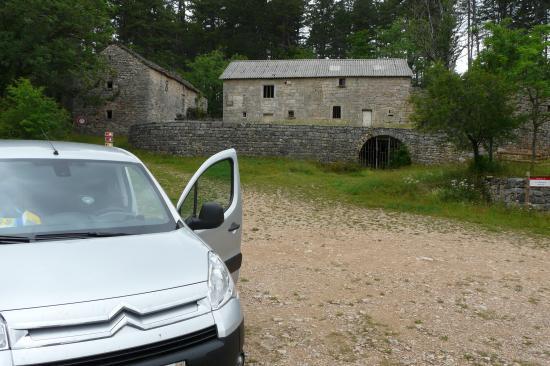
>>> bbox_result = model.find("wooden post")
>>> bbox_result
[525,171,530,207]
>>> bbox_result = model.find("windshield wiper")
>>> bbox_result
[34,232,131,241]
[0,235,32,243]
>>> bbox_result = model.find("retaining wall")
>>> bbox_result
[485,177,550,211]
[129,121,465,165]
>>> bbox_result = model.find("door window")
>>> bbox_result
[179,159,233,220]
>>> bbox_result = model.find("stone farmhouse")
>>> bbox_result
[220,59,413,127]
[73,44,206,135]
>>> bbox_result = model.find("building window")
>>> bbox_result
[242,112,247,118]
[106,110,113,119]
[107,80,113,89]
[332,106,341,119]
[339,78,346,87]
[387,108,394,117]
[288,110,295,119]
[165,80,169,92]
[263,85,275,98]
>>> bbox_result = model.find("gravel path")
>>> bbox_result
[238,189,550,366]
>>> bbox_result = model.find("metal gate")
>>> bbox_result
[359,136,402,169]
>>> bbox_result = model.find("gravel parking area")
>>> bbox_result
[238,189,550,366]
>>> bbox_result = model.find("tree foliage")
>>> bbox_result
[0,0,547,123]
[113,0,182,68]
[183,50,245,118]
[0,79,70,139]
[411,63,518,164]
[478,22,550,165]
[0,0,113,103]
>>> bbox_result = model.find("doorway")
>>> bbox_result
[362,109,373,127]
[359,135,403,169]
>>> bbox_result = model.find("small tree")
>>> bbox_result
[0,78,70,139]
[411,63,518,166]
[479,23,550,168]
[184,50,246,118]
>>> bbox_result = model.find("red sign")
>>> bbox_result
[530,177,550,188]
[105,131,114,146]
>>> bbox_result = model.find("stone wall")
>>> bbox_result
[500,120,550,159]
[485,177,550,211]
[223,77,412,127]
[73,45,151,135]
[72,45,203,135]
[129,121,465,165]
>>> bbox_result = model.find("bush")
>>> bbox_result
[389,145,412,168]
[186,107,208,120]
[0,78,70,139]
[438,178,483,202]
[468,156,503,175]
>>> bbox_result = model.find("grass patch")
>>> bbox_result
[65,134,550,237]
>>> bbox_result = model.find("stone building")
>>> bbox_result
[220,59,413,126]
[73,44,206,135]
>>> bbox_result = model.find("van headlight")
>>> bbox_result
[0,315,9,350]
[207,252,235,310]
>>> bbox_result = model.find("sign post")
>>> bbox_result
[105,131,114,147]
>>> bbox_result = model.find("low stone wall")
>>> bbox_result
[485,177,550,211]
[129,121,466,165]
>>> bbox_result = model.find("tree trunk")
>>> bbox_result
[488,137,493,163]
[471,139,481,165]
[531,123,538,172]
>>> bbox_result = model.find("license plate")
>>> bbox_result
[164,362,186,366]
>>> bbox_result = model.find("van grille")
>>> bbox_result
[35,326,218,366]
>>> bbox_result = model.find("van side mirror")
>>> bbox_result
[186,202,224,230]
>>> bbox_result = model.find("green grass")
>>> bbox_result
[66,134,550,238]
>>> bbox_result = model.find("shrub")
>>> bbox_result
[468,156,503,175]
[389,145,412,168]
[186,107,208,120]
[438,178,482,202]
[0,78,70,139]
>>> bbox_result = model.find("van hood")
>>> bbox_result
[0,229,209,311]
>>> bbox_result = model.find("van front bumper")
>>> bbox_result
[130,320,245,366]
[0,320,244,366]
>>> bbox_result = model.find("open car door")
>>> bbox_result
[177,149,242,280]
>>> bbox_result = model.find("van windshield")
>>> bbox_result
[0,159,175,239]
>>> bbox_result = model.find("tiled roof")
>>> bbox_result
[110,44,201,94]
[220,58,413,80]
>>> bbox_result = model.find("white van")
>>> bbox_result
[0,140,244,366]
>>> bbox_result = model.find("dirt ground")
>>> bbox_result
[238,189,550,366]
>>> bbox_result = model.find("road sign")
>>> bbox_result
[75,116,86,126]
[530,177,550,188]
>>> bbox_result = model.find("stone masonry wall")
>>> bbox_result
[129,121,465,165]
[485,177,550,211]
[223,77,412,126]
[500,120,550,158]
[146,68,202,123]
[72,45,202,135]
[73,45,151,135]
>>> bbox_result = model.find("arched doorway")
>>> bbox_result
[359,135,403,169]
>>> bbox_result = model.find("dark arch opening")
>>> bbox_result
[359,135,403,169]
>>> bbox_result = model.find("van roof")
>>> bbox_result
[0,140,139,162]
